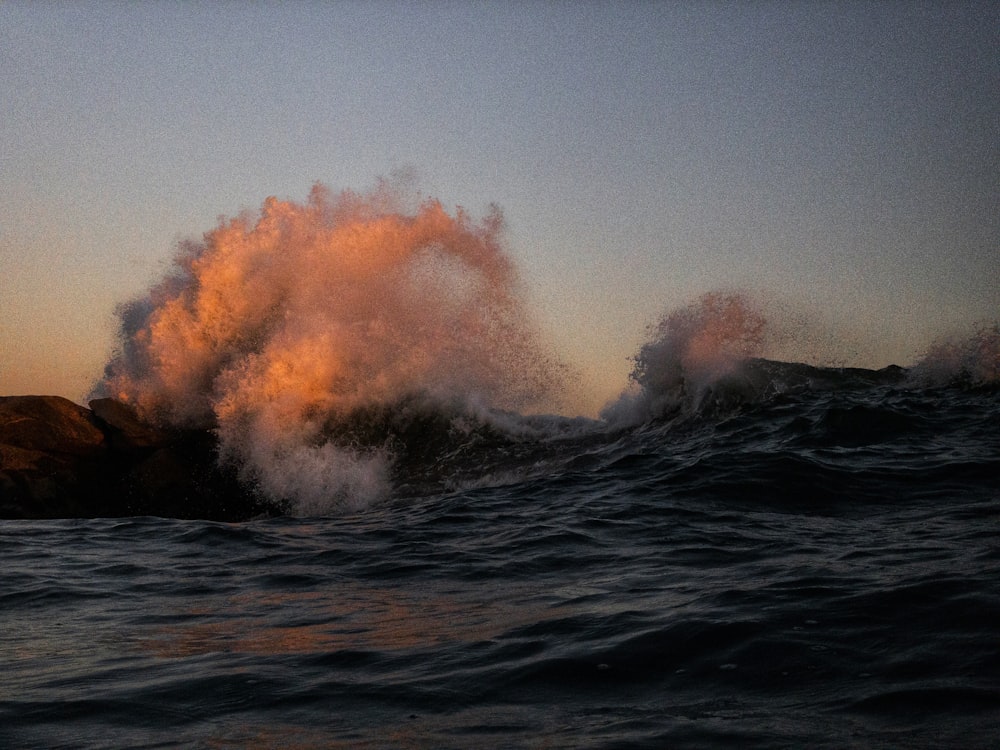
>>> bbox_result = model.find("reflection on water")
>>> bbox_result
[142,582,563,659]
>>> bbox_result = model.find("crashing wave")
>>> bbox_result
[908,324,1000,388]
[92,181,566,514]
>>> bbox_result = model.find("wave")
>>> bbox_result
[92,181,567,513]
[91,183,997,514]
[600,292,770,426]
[598,291,914,427]
[908,323,1000,388]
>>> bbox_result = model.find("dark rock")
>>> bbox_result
[0,443,93,518]
[89,397,173,452]
[0,395,278,521]
[0,397,109,518]
[0,396,106,457]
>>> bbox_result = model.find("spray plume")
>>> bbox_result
[95,181,564,512]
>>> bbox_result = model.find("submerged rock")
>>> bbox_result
[0,395,277,521]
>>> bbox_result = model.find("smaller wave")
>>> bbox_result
[601,292,769,426]
[908,323,1000,388]
[596,292,899,426]
[599,291,995,429]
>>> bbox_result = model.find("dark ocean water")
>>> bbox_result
[2,375,999,749]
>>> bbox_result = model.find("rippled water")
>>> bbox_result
[2,384,999,748]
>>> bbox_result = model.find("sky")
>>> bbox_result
[1,0,997,415]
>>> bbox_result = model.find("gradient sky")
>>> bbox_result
[2,1,997,415]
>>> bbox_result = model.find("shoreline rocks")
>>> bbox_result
[0,396,279,521]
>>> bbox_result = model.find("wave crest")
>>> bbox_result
[93,181,565,513]
[601,292,769,424]
[909,323,1000,387]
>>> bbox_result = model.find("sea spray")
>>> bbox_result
[909,322,1000,387]
[601,292,770,425]
[94,181,566,513]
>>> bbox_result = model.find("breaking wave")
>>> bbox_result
[93,181,565,513]
[600,292,772,425]
[92,182,997,514]
[909,323,1000,387]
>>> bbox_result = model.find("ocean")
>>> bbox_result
[4,187,998,747]
[3,364,998,749]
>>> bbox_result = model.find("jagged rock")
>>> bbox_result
[0,395,277,521]
[0,397,108,518]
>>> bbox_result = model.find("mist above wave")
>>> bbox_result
[93,181,565,513]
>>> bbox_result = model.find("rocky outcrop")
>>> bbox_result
[0,396,278,521]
